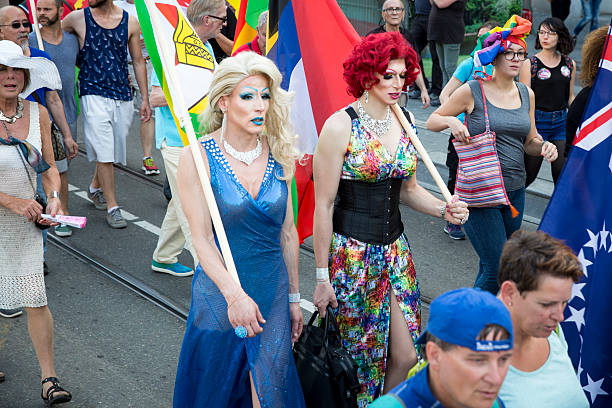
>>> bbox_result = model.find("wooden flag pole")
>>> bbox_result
[29,0,44,50]
[391,103,453,204]
[142,0,241,285]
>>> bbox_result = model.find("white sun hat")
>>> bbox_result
[0,40,61,98]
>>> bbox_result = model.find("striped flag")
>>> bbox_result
[539,20,612,407]
[267,0,359,242]
[231,0,267,55]
[135,0,215,145]
[25,0,89,21]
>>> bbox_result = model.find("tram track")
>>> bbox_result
[69,146,548,312]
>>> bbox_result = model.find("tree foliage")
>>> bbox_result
[464,0,522,33]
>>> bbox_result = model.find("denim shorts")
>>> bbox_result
[535,109,567,142]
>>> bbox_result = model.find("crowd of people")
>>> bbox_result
[0,0,605,406]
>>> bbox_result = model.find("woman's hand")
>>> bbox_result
[541,141,558,163]
[9,197,43,222]
[226,290,266,337]
[420,91,431,109]
[36,197,62,226]
[444,195,470,226]
[313,281,338,317]
[289,303,303,343]
[448,117,471,144]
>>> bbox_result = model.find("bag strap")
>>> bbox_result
[476,79,491,134]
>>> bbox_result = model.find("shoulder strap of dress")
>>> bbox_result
[530,55,538,78]
[400,107,413,125]
[345,106,358,120]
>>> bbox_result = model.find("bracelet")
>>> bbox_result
[439,204,447,219]
[227,293,247,310]
[288,293,301,303]
[316,267,330,283]
[49,191,60,199]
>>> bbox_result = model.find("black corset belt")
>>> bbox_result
[333,178,404,246]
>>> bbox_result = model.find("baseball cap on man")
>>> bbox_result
[416,288,513,352]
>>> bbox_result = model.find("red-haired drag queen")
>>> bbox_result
[312,32,468,406]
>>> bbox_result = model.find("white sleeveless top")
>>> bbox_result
[0,101,47,309]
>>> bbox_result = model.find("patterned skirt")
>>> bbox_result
[329,232,421,407]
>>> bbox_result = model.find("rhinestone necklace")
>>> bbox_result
[222,135,263,166]
[356,99,392,139]
[0,99,24,124]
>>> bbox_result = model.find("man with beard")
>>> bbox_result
[62,0,151,229]
[28,0,79,237]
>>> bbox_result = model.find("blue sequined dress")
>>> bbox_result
[173,139,306,408]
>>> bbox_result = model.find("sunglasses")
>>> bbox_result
[207,14,227,23]
[0,21,32,30]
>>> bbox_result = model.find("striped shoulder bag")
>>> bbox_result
[452,80,518,216]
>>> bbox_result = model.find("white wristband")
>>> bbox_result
[288,293,301,303]
[316,267,330,282]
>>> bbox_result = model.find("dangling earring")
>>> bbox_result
[364,90,369,104]
[221,110,227,139]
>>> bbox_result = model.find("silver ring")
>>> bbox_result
[234,325,247,338]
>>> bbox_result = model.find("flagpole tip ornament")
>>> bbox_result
[234,325,247,338]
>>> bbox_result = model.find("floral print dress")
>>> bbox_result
[330,106,421,407]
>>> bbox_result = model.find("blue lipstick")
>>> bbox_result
[251,117,264,125]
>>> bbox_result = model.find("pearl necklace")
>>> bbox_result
[0,99,24,124]
[357,99,392,139]
[222,135,263,166]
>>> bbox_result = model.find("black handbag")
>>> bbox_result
[293,306,360,408]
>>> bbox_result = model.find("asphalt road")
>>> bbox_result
[0,95,547,407]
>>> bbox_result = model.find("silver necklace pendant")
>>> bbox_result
[357,99,392,139]
[222,135,263,166]
[0,99,24,124]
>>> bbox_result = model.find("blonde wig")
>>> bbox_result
[199,51,299,180]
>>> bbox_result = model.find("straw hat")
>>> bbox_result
[0,40,61,98]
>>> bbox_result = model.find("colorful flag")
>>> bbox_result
[267,0,359,241]
[25,0,89,22]
[231,0,267,55]
[135,0,215,145]
[539,21,612,407]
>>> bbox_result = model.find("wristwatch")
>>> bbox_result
[49,191,60,199]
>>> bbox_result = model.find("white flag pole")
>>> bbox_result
[28,0,44,50]
[391,104,453,204]
[142,0,241,285]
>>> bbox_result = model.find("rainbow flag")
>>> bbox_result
[231,0,267,55]
[135,0,215,145]
[267,0,359,242]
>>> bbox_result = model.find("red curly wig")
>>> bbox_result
[343,32,420,98]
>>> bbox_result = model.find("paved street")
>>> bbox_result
[1,81,550,407]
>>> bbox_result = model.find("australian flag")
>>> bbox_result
[539,21,612,407]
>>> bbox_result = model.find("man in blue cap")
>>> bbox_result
[370,288,513,408]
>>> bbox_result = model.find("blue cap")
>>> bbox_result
[416,288,514,352]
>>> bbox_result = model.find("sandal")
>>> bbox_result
[41,377,72,406]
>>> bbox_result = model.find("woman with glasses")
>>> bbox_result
[519,17,575,187]
[427,15,558,294]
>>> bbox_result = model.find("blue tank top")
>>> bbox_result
[77,8,131,101]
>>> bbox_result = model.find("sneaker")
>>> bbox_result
[0,308,23,318]
[54,224,72,237]
[444,222,466,240]
[152,260,194,277]
[87,189,107,210]
[106,207,127,229]
[142,157,161,176]
[430,94,441,107]
[408,89,421,100]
